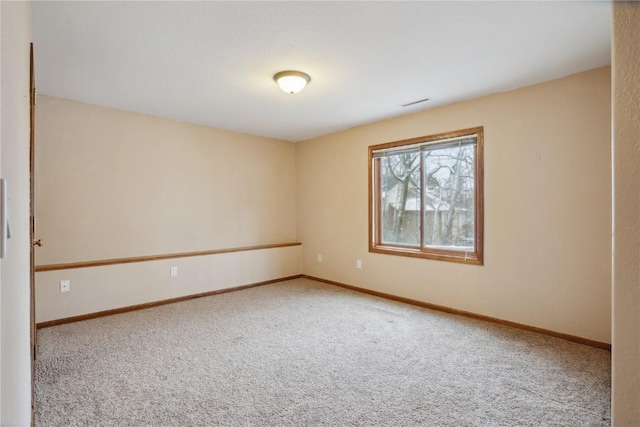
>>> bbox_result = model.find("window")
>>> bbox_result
[369,127,483,265]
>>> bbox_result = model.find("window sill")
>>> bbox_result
[369,244,483,265]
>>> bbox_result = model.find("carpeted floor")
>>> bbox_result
[35,278,610,426]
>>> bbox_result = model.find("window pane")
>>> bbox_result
[380,152,421,246]
[423,143,475,251]
[370,127,483,264]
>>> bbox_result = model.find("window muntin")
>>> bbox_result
[370,127,483,265]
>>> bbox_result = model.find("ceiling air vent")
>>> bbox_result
[401,98,431,107]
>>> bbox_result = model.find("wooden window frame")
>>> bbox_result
[368,127,484,265]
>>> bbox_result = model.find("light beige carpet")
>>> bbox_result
[35,278,610,426]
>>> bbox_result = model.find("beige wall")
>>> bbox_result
[36,96,297,264]
[36,246,301,323]
[0,1,33,425]
[612,3,640,425]
[297,67,612,344]
[35,96,300,321]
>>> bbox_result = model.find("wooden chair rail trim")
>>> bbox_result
[36,275,304,328]
[35,242,302,272]
[302,275,611,351]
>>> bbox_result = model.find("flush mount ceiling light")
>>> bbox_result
[273,70,311,94]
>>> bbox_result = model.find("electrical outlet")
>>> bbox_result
[356,260,362,269]
[317,254,323,263]
[170,266,178,277]
[60,280,70,293]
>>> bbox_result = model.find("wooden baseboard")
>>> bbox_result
[302,275,611,351]
[37,275,304,329]
[38,273,611,351]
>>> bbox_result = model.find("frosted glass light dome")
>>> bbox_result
[273,71,311,94]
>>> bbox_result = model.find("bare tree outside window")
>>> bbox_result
[370,127,483,265]
[380,151,420,245]
[423,144,475,250]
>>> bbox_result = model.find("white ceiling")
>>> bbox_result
[33,1,612,143]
